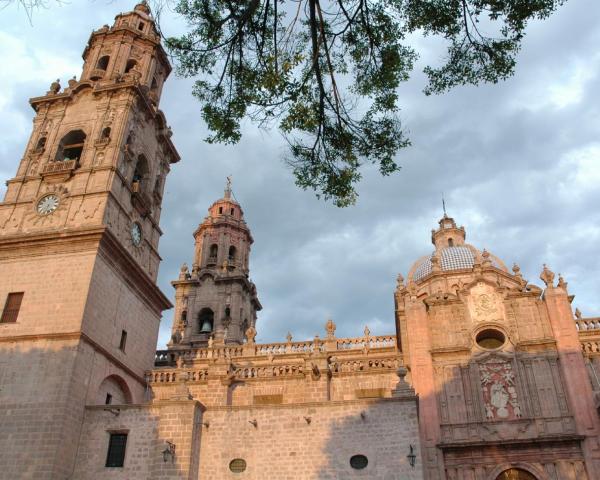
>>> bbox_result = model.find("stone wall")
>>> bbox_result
[199,398,421,480]
[73,400,202,480]
[72,396,421,480]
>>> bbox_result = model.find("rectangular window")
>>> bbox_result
[106,433,127,467]
[105,393,113,405]
[0,292,24,323]
[119,330,127,352]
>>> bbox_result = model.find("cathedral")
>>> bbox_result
[0,3,599,480]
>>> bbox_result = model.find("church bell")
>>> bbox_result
[199,319,213,333]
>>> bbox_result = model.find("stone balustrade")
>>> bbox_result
[582,340,600,355]
[576,317,600,331]
[41,159,77,174]
[336,335,396,350]
[149,368,209,384]
[329,357,398,374]
[154,334,398,367]
[578,318,600,357]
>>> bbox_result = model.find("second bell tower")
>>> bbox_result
[169,181,261,347]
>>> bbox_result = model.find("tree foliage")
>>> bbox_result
[162,0,565,206]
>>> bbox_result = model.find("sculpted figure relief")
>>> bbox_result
[480,360,521,420]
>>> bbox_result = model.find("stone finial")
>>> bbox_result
[363,326,371,337]
[245,325,257,344]
[286,332,293,343]
[221,259,229,272]
[512,262,526,287]
[557,274,568,290]
[575,308,582,319]
[208,335,214,348]
[540,264,555,288]
[171,330,182,345]
[179,262,189,280]
[325,318,336,339]
[392,366,415,397]
[396,273,405,290]
[49,78,61,95]
[191,263,199,277]
[512,262,521,277]
[481,249,492,267]
[68,76,77,88]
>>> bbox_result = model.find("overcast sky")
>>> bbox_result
[1,0,599,348]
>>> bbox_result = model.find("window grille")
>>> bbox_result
[105,433,127,467]
[1,292,24,323]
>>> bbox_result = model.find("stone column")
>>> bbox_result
[405,296,444,480]
[542,267,600,475]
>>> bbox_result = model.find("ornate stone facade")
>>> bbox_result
[396,215,600,480]
[1,4,600,480]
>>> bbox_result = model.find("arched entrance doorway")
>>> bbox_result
[495,469,537,480]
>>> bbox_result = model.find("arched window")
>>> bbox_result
[209,244,218,260]
[95,375,132,405]
[101,127,111,140]
[198,308,214,333]
[228,246,237,262]
[125,59,137,74]
[132,154,148,191]
[96,55,110,71]
[181,310,187,326]
[448,238,454,247]
[55,130,86,162]
[34,136,46,153]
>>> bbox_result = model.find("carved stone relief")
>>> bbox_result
[468,282,505,324]
[479,359,521,420]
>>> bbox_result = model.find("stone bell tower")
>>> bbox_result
[0,3,178,478]
[168,180,261,348]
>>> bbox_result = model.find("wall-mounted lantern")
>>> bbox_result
[162,441,176,463]
[407,444,416,468]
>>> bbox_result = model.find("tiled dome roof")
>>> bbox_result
[407,215,508,283]
[411,245,507,282]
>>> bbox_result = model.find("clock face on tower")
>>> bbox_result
[37,194,59,215]
[131,222,142,246]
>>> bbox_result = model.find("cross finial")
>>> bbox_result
[442,193,447,217]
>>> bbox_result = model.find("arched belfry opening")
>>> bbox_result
[55,130,86,162]
[228,246,237,263]
[198,308,214,334]
[132,154,148,191]
[125,59,137,74]
[96,55,110,71]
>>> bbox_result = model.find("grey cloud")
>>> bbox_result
[1,0,599,348]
